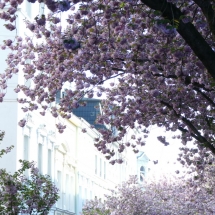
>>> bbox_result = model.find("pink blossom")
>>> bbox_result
[82,128,87,133]
[18,119,26,127]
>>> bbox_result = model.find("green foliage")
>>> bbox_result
[119,2,126,8]
[0,131,4,141]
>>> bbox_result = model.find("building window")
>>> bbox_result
[104,161,106,179]
[100,158,102,177]
[47,149,52,176]
[23,135,29,161]
[25,1,31,19]
[111,126,117,137]
[140,166,145,182]
[79,186,82,209]
[95,155,97,174]
[38,135,46,174]
[55,90,61,104]
[38,143,43,173]
[66,174,69,210]
[85,188,87,203]
[23,135,29,177]
[57,171,62,208]
[57,171,62,190]
[70,176,74,211]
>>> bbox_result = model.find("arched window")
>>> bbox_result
[140,166,145,182]
[140,166,145,173]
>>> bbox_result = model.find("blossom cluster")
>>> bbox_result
[83,168,215,215]
[0,160,59,214]
[0,133,59,214]
[0,0,215,168]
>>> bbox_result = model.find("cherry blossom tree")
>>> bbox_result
[82,172,215,215]
[1,0,215,166]
[0,131,59,215]
[0,160,59,215]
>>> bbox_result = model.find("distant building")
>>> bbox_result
[73,98,150,184]
[72,98,106,130]
[137,151,150,183]
[0,104,138,215]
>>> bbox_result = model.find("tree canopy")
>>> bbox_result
[0,131,59,215]
[82,171,215,215]
[1,0,215,167]
[0,160,59,215]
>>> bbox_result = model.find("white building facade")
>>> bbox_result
[0,102,138,215]
[0,2,147,215]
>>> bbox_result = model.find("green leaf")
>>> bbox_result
[120,2,125,8]
[153,10,162,16]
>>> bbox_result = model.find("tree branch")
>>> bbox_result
[193,0,215,39]
[111,67,125,72]
[178,126,201,142]
[141,0,215,79]
[193,87,215,107]
[192,81,215,92]
[160,100,215,154]
[98,72,125,84]
[151,72,177,79]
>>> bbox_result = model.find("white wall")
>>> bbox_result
[0,3,139,215]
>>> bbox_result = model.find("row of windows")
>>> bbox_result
[23,134,53,177]
[23,132,75,212]
[95,155,106,179]
[57,171,74,211]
